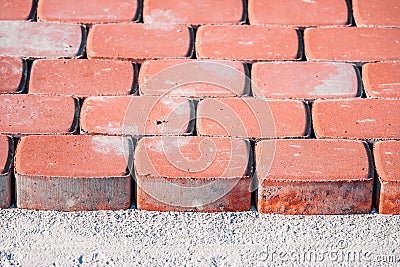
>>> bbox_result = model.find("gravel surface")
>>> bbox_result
[0,208,399,266]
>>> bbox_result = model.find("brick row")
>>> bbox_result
[15,135,133,211]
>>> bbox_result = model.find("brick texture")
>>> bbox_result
[363,62,400,99]
[15,135,133,211]
[29,59,136,97]
[248,0,349,27]
[252,62,359,99]
[143,0,245,25]
[353,0,400,27]
[139,59,249,97]
[135,136,251,212]
[0,94,78,135]
[0,57,26,94]
[304,27,400,63]
[196,25,301,62]
[0,0,33,20]
[313,99,400,140]
[0,135,12,208]
[80,96,194,136]
[0,21,84,59]
[87,23,193,61]
[197,98,310,139]
[37,0,139,24]
[256,139,373,214]
[374,141,400,214]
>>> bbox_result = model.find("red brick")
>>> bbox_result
[374,141,400,214]
[248,0,349,27]
[197,98,309,139]
[196,25,301,62]
[0,57,26,94]
[0,94,77,135]
[0,0,33,20]
[256,139,373,214]
[29,59,136,97]
[353,0,400,27]
[0,21,84,59]
[252,62,359,99]
[363,62,400,99]
[37,0,139,24]
[139,59,249,97]
[15,135,133,211]
[87,23,193,61]
[313,99,400,140]
[135,136,251,212]
[81,96,194,136]
[304,27,400,63]
[0,135,12,208]
[143,0,245,25]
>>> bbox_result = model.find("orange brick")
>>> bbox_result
[80,96,194,136]
[87,23,193,61]
[38,0,139,24]
[313,99,400,140]
[304,27,400,63]
[29,59,136,97]
[196,25,301,62]
[139,59,249,97]
[143,0,245,25]
[0,135,12,208]
[375,141,400,214]
[363,62,400,99]
[353,0,400,27]
[0,0,34,20]
[0,21,85,59]
[197,98,309,139]
[15,135,133,211]
[248,0,349,27]
[0,57,27,94]
[252,62,359,99]
[135,136,251,212]
[0,94,77,135]
[256,139,373,214]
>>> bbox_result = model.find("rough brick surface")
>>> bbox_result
[135,136,251,212]
[29,59,136,97]
[313,99,400,140]
[0,21,84,59]
[248,0,349,27]
[363,62,400,99]
[304,27,400,63]
[15,135,133,211]
[353,0,400,27]
[38,0,139,24]
[0,135,12,208]
[87,24,193,61]
[196,25,300,62]
[139,59,249,97]
[374,141,400,214]
[0,0,33,20]
[252,62,359,99]
[0,94,77,135]
[143,0,245,25]
[0,57,26,94]
[81,96,194,136]
[256,139,373,214]
[197,98,309,139]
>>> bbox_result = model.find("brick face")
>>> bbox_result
[0,57,26,94]
[0,0,33,20]
[363,62,400,99]
[0,135,12,208]
[353,0,400,27]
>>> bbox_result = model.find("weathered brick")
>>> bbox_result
[0,57,26,94]
[256,139,373,214]
[15,135,133,211]
[80,96,194,136]
[139,59,249,97]
[29,59,136,97]
[135,136,251,211]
